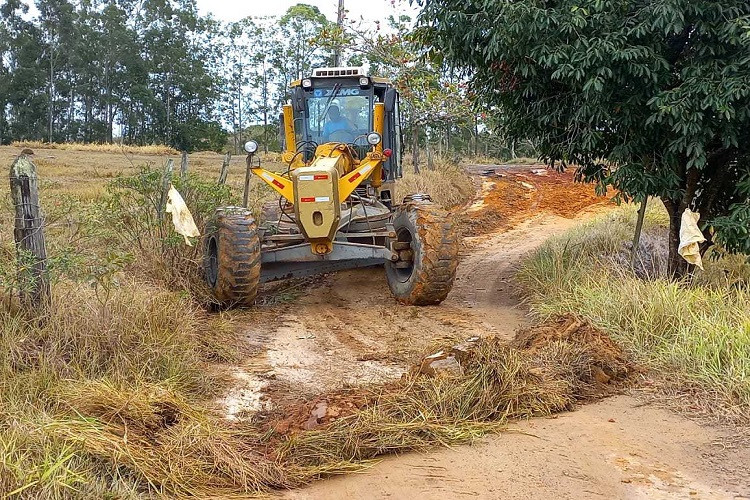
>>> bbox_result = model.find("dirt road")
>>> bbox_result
[222,166,750,498]
[286,395,750,499]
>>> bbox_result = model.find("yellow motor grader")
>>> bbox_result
[203,67,459,307]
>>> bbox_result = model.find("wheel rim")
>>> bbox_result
[393,227,415,282]
[206,236,219,287]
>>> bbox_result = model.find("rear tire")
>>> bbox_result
[204,207,261,308]
[386,199,459,305]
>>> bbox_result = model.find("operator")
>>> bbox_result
[322,105,355,142]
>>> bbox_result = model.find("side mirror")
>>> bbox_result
[384,89,397,113]
[292,86,305,113]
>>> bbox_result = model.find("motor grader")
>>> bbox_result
[203,67,459,307]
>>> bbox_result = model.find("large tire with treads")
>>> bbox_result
[203,207,261,308]
[386,200,459,305]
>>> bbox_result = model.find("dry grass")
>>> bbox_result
[0,315,632,497]
[517,202,750,421]
[0,145,282,203]
[11,140,180,156]
[0,280,243,497]
[395,159,474,209]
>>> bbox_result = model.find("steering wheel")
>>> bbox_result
[296,140,319,151]
[329,129,356,143]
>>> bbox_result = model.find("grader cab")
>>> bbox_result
[203,67,459,307]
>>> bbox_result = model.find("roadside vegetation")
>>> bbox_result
[517,203,750,421]
[395,156,474,209]
[0,150,477,496]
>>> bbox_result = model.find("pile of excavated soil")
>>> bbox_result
[513,314,637,400]
[266,315,636,439]
[463,168,609,236]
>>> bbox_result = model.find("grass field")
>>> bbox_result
[0,144,278,201]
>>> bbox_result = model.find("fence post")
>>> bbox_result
[218,152,231,185]
[180,150,189,178]
[158,158,174,219]
[9,154,50,309]
[630,197,648,270]
[243,154,254,208]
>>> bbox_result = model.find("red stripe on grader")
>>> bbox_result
[314,174,328,180]
[348,172,361,183]
[300,197,315,203]
[272,179,285,189]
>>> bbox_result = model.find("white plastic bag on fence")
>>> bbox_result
[165,185,200,246]
[678,208,706,270]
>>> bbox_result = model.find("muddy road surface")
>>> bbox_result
[220,165,750,499]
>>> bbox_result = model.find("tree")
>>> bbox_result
[2,0,47,141]
[272,4,331,106]
[418,0,750,277]
[36,0,76,142]
[345,14,474,172]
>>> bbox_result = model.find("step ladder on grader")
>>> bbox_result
[203,67,459,307]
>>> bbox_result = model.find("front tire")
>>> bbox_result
[386,199,459,305]
[204,207,261,308]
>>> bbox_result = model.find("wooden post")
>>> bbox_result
[180,150,188,178]
[243,154,253,208]
[9,155,50,309]
[630,197,648,269]
[158,158,174,218]
[218,152,231,185]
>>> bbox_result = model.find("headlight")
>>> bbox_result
[367,132,382,146]
[302,79,312,88]
[244,140,258,154]
[359,76,369,86]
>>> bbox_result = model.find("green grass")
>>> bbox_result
[517,202,750,420]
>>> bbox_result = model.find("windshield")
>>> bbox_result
[305,87,372,145]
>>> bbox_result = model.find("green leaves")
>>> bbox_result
[419,0,750,259]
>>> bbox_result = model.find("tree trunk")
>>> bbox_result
[411,119,420,174]
[48,53,54,143]
[474,114,479,157]
[262,62,269,153]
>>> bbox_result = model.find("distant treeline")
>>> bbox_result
[1,0,522,160]
[0,0,341,152]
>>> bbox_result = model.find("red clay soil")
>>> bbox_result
[266,386,376,434]
[464,168,610,236]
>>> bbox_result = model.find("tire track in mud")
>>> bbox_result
[216,164,606,418]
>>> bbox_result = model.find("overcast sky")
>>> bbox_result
[195,0,419,24]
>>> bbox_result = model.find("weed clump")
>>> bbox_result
[395,158,474,209]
